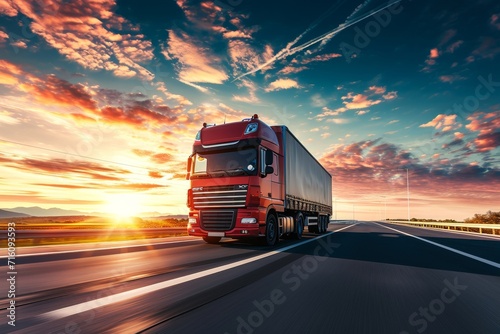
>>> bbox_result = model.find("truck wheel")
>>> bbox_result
[318,216,325,234]
[294,212,304,240]
[203,236,221,244]
[264,213,278,246]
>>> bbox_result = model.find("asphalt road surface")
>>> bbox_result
[1,221,499,334]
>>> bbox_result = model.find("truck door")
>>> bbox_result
[271,152,282,200]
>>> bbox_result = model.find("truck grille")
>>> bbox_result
[193,185,247,209]
[200,210,236,231]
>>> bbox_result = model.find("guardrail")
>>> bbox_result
[386,220,500,236]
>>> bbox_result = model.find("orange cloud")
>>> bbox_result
[466,111,500,152]
[164,29,228,85]
[8,0,154,80]
[20,74,98,111]
[368,86,386,94]
[430,48,439,58]
[420,114,460,132]
[301,53,342,64]
[342,92,382,109]
[0,59,24,85]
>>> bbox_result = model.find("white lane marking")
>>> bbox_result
[41,224,357,320]
[375,222,500,269]
[0,238,199,259]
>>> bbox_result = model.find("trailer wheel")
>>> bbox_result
[264,213,278,246]
[294,212,304,240]
[203,236,221,244]
[318,216,325,234]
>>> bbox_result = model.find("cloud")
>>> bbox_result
[319,138,500,208]
[20,74,98,111]
[156,82,192,107]
[429,48,439,58]
[10,39,28,49]
[223,30,253,39]
[446,40,463,53]
[7,0,155,80]
[470,37,500,61]
[342,92,382,109]
[164,29,228,85]
[148,171,164,179]
[0,1,18,16]
[439,75,465,83]
[466,111,500,152]
[232,79,259,103]
[311,94,327,108]
[368,86,386,94]
[278,65,308,75]
[316,106,348,119]
[383,91,398,100]
[0,59,25,85]
[0,30,8,43]
[11,156,130,181]
[438,29,457,47]
[301,53,342,64]
[420,114,460,132]
[490,14,500,30]
[150,153,174,164]
[265,78,301,92]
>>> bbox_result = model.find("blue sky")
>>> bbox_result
[0,0,499,220]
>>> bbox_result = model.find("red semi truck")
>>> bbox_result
[186,114,332,245]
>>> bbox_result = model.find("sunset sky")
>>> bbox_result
[0,0,499,220]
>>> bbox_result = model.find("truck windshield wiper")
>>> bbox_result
[226,168,249,176]
[208,168,249,176]
[209,169,229,176]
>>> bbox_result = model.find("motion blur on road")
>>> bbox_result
[1,221,499,334]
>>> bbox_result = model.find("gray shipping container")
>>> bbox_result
[281,127,332,215]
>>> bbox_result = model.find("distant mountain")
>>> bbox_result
[0,209,31,218]
[3,206,87,217]
[2,206,183,218]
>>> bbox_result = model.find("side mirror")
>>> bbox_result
[265,166,274,175]
[265,149,273,165]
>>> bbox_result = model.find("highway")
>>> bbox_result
[1,221,499,334]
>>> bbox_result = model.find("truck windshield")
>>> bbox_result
[193,148,257,176]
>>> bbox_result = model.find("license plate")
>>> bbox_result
[208,232,225,237]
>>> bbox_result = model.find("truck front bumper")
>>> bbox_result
[187,209,265,238]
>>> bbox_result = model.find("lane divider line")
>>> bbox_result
[375,222,500,269]
[41,224,358,320]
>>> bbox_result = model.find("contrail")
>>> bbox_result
[234,0,403,81]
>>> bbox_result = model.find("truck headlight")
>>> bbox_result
[241,218,257,224]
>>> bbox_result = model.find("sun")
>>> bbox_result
[103,193,143,220]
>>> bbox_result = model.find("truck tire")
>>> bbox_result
[203,236,221,244]
[294,212,304,240]
[318,216,325,234]
[264,213,278,246]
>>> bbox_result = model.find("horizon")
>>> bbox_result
[0,0,499,221]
